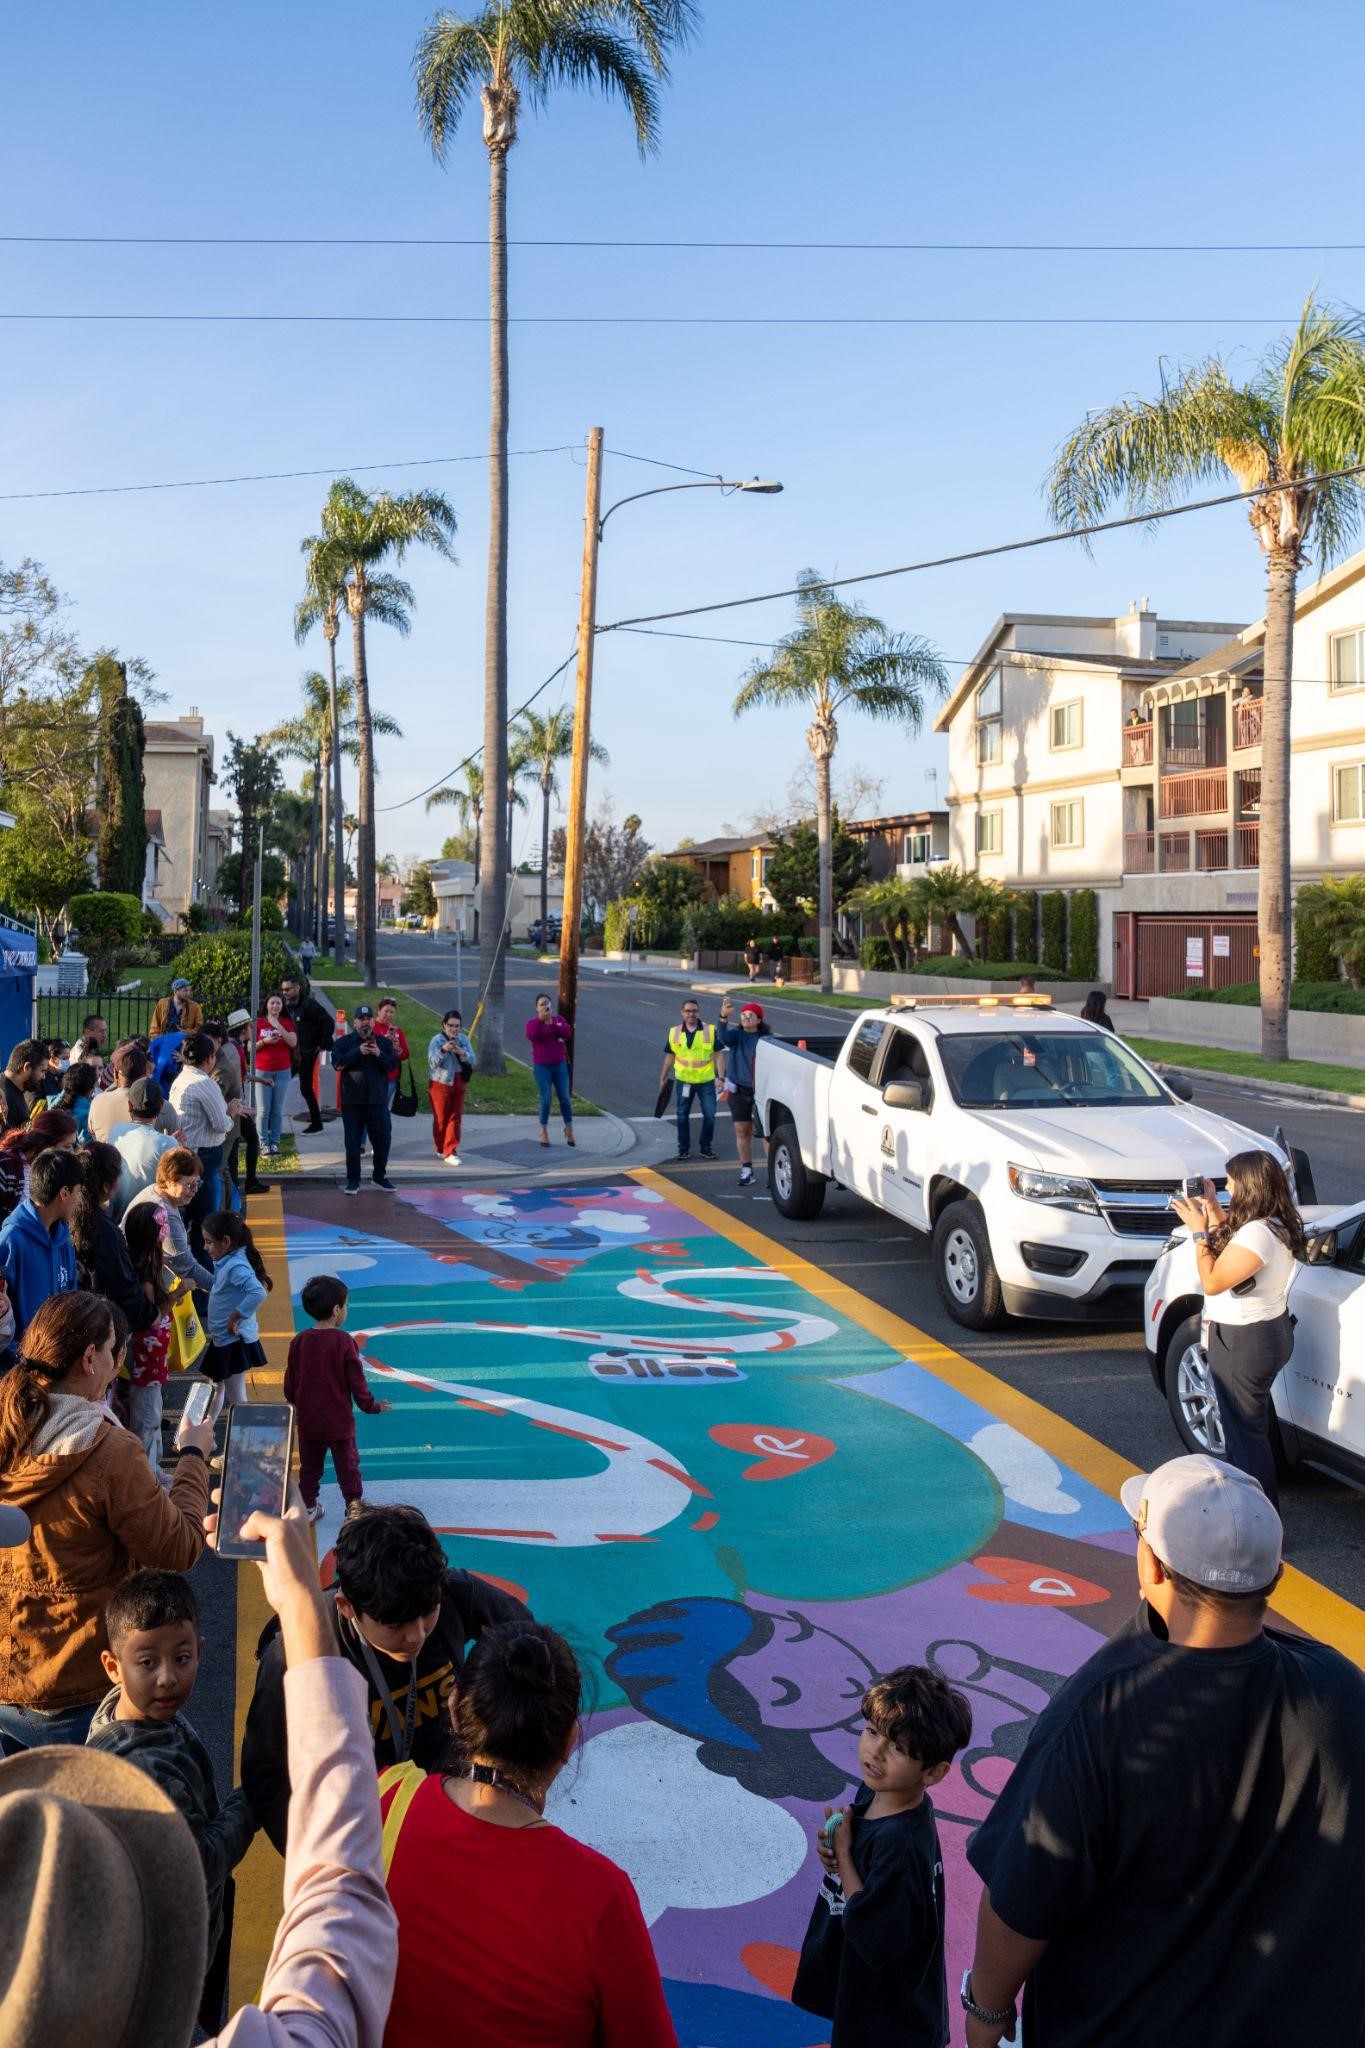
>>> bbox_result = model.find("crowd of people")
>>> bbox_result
[0,971,1362,2046]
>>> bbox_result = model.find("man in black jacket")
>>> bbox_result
[1,1039,51,1131]
[279,973,332,1135]
[240,1503,529,1852]
[331,1004,398,1193]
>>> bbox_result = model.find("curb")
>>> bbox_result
[268,1108,665,1185]
[1150,1060,1365,1111]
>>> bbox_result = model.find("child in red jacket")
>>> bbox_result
[284,1274,390,1520]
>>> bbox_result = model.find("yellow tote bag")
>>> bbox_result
[168,1293,207,1373]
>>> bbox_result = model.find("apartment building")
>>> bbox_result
[939,559,1365,996]
[845,809,950,881]
[938,603,1245,991]
[663,833,776,904]
[141,714,217,920]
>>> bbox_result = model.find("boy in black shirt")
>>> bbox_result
[793,1663,973,2048]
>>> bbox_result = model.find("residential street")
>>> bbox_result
[374,932,1365,1607]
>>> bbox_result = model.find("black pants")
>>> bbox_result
[296,1049,324,1127]
[1209,1313,1295,1507]
[227,1117,260,1192]
[342,1103,391,1184]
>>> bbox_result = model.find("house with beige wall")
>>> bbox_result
[662,833,777,905]
[141,715,217,921]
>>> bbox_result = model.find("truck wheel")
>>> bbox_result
[768,1122,827,1220]
[933,1199,1005,1330]
[1163,1316,1226,1458]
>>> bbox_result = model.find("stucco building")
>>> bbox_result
[141,715,217,920]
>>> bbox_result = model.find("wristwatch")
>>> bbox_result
[961,1969,1017,2027]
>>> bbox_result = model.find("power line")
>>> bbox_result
[0,310,1318,328]
[375,646,579,814]
[596,463,1365,634]
[6,233,1365,253]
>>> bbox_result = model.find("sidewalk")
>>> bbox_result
[281,1097,679,1182]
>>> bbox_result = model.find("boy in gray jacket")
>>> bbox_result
[88,1569,257,2024]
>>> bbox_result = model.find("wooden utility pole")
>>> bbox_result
[556,427,605,1036]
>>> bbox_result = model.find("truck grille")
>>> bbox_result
[1089,1177,1227,1239]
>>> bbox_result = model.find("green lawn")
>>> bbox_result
[1127,1038,1365,1097]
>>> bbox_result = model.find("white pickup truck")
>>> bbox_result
[753,999,1295,1330]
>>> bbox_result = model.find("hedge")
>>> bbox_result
[1040,891,1068,973]
[860,937,895,971]
[1068,889,1099,981]
[1171,979,1365,1014]
[164,933,297,1016]
[911,956,1066,982]
[1293,919,1339,984]
[68,892,142,949]
[1013,891,1039,961]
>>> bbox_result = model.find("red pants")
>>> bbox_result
[430,1077,466,1157]
[298,1431,363,1507]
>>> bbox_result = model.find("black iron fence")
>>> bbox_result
[36,989,165,1050]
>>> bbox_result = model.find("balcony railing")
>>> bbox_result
[1234,699,1263,748]
[1236,821,1260,867]
[1160,769,1228,818]
[1195,828,1229,871]
[1123,722,1154,767]
[1127,823,1261,873]
[1160,831,1192,871]
[1124,831,1155,873]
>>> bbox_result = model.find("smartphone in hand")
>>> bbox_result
[213,1404,295,1560]
[182,1379,215,1428]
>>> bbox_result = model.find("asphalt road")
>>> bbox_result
[376,933,1365,1607]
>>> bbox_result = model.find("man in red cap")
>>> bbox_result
[716,996,773,1187]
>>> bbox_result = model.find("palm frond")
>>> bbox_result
[358,574,418,636]
[522,20,661,153]
[414,8,501,159]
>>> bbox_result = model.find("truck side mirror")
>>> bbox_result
[882,1080,925,1113]
[1165,1074,1194,1102]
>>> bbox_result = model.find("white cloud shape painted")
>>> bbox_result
[548,1720,807,1925]
[968,1423,1081,1516]
[287,1251,378,1288]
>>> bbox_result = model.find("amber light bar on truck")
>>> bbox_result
[888,994,1054,1012]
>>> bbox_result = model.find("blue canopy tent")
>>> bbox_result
[0,917,38,1060]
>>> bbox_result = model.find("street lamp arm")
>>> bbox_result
[598,476,782,538]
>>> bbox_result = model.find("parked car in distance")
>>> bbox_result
[1145,1201,1365,1491]
[753,996,1299,1330]
[528,917,562,949]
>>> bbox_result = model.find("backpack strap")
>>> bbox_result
[377,1760,426,1878]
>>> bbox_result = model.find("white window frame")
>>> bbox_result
[903,830,930,864]
[1332,760,1365,823]
[1049,699,1082,751]
[975,667,1003,766]
[1330,627,1365,692]
[1050,798,1084,848]
[976,809,1003,856]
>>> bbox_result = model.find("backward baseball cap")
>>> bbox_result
[1120,1453,1282,1592]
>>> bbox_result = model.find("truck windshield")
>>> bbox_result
[938,1031,1170,1109]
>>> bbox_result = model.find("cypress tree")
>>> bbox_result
[95,658,148,897]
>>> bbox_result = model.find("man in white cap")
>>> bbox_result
[961,1454,1365,2048]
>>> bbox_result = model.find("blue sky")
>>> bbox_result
[5,0,1365,863]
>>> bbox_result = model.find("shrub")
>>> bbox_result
[603,900,629,952]
[860,936,896,971]
[911,956,1061,982]
[67,891,144,982]
[233,900,286,932]
[1293,916,1339,985]
[983,904,1013,961]
[164,932,296,1015]
[1172,979,1365,1014]
[1040,891,1068,973]
[1068,889,1099,981]
[1013,890,1039,961]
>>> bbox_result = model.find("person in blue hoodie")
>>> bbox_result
[715,996,773,1189]
[199,1209,270,1416]
[0,1148,82,1355]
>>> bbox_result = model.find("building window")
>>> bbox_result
[1049,700,1082,751]
[1333,762,1365,822]
[751,854,760,881]
[1331,628,1365,691]
[903,830,930,863]
[975,667,1003,765]
[1051,799,1084,848]
[976,809,1002,855]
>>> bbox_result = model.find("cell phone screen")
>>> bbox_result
[215,1403,294,1560]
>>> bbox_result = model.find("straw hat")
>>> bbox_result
[0,1744,207,2048]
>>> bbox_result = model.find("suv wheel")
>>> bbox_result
[767,1123,827,1220]
[1163,1315,1226,1456]
[933,1199,1004,1330]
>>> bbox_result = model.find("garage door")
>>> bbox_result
[1123,914,1258,999]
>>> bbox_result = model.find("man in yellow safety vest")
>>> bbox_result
[658,997,725,1160]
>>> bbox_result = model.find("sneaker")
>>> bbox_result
[306,1502,325,1523]
[445,1153,462,1167]
[372,1175,397,1191]
[344,1181,360,1196]
[739,1166,754,1186]
[700,1149,716,1160]
[676,1150,691,1161]
[302,1122,325,1135]
[244,1178,270,1194]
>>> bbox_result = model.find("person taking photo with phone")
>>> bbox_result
[332,1006,400,1194]
[1170,1148,1306,1507]
[427,1009,474,1166]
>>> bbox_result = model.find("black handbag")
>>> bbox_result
[392,1061,419,1118]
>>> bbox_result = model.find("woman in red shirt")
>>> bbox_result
[253,993,297,1157]
[375,997,410,1113]
[380,1620,677,2048]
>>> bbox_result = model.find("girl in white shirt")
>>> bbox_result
[1172,1150,1307,1507]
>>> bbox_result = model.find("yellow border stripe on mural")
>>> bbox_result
[631,1167,1365,1667]
[228,1188,295,2008]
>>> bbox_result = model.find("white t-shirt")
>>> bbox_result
[1205,1219,1298,1325]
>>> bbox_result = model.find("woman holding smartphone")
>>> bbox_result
[1171,1149,1306,1506]
[254,994,298,1159]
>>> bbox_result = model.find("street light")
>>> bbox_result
[556,433,784,1034]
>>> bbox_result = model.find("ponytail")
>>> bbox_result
[202,1210,273,1292]
[0,1292,115,1467]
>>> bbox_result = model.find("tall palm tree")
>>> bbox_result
[734,572,949,992]
[414,0,696,1071]
[266,672,403,953]
[295,541,351,967]
[313,479,457,987]
[1045,295,1365,1060]
[428,762,487,939]
[513,706,608,935]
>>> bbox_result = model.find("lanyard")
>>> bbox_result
[355,1629,419,1762]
